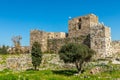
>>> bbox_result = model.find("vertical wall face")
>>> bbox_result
[68,14,112,58]
[47,36,87,53]
[47,32,66,39]
[112,41,120,54]
[89,14,111,58]
[90,24,106,58]
[90,24,111,58]
[30,14,112,58]
[54,32,66,39]
[30,30,66,52]
[104,27,112,57]
[47,32,55,39]
[68,14,98,38]
[30,30,48,52]
[89,14,98,23]
[68,16,90,38]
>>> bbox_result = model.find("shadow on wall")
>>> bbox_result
[83,34,90,48]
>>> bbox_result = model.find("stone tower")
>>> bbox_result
[30,14,112,58]
[90,23,112,58]
[68,14,98,38]
[68,14,112,58]
[30,30,48,52]
[30,30,66,52]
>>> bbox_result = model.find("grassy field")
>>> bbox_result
[0,68,120,80]
[0,54,120,80]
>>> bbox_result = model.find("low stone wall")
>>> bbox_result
[0,54,32,71]
[0,54,75,71]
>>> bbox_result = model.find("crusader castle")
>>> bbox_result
[30,14,120,58]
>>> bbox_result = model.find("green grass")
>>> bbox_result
[0,69,120,80]
[0,54,120,80]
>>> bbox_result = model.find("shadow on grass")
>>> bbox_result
[26,68,39,71]
[52,70,78,76]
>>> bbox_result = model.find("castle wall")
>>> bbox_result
[90,24,111,58]
[47,32,54,39]
[90,24,106,57]
[104,27,112,56]
[30,30,48,52]
[68,16,90,38]
[112,41,120,54]
[68,14,98,38]
[47,36,88,53]
[30,14,113,59]
[68,14,112,58]
[47,32,66,39]
[30,30,66,52]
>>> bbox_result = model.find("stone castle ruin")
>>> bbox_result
[30,14,120,58]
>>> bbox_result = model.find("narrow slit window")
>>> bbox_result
[78,18,82,29]
[79,18,82,22]
[78,23,81,29]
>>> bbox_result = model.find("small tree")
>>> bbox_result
[12,35,22,53]
[31,42,42,70]
[59,43,95,73]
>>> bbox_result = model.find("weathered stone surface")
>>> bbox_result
[68,14,98,38]
[30,14,114,59]
[0,54,32,71]
[30,30,66,52]
[0,54,75,71]
[112,41,120,54]
[30,30,48,52]
[47,32,66,39]
[90,24,112,58]
[112,59,120,64]
[90,67,102,74]
[47,36,88,53]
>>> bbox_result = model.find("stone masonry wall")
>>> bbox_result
[30,30,66,52]
[47,36,89,53]
[68,14,98,38]
[0,54,75,71]
[68,14,112,58]
[0,54,32,71]
[30,14,113,59]
[68,15,90,38]
[47,32,66,39]
[112,41,120,54]
[90,24,112,58]
[30,30,48,52]
[104,27,112,56]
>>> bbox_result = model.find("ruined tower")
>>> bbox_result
[30,14,112,58]
[30,30,48,52]
[68,14,112,58]
[68,14,98,38]
[30,30,66,52]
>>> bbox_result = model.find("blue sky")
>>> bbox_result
[0,0,120,46]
